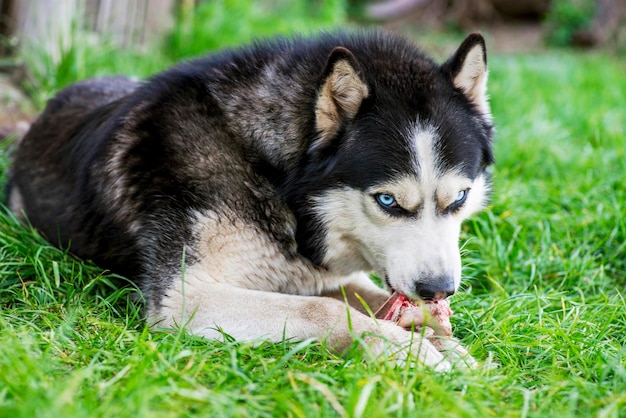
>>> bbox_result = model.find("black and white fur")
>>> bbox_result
[8,31,493,370]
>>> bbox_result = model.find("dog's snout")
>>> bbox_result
[414,279,455,301]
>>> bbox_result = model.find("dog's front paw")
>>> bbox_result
[365,322,453,371]
[428,336,477,369]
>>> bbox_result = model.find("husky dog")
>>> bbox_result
[8,30,493,370]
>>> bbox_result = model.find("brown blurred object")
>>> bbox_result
[366,0,550,27]
[571,0,626,48]
[490,0,549,19]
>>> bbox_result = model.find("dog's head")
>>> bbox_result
[294,33,493,301]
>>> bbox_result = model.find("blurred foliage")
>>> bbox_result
[19,0,348,108]
[165,0,348,61]
[544,0,595,46]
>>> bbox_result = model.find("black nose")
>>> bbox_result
[415,281,455,301]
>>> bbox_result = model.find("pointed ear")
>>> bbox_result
[443,33,490,117]
[313,47,369,153]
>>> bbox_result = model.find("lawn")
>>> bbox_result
[0,14,625,418]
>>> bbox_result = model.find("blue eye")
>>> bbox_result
[446,189,469,213]
[454,189,468,204]
[376,193,397,208]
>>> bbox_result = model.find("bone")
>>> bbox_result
[375,292,453,337]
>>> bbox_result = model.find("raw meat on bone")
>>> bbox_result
[374,292,453,337]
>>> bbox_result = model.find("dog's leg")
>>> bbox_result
[152,282,451,370]
[321,272,390,315]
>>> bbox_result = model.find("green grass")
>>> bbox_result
[1,18,626,418]
[165,0,347,61]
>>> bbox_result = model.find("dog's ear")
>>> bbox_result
[443,33,490,117]
[312,47,369,153]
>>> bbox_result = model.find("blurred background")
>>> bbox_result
[0,4,625,415]
[0,0,625,141]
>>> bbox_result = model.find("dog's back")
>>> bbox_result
[8,76,141,275]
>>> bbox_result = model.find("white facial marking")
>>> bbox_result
[313,123,490,300]
[411,125,440,185]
